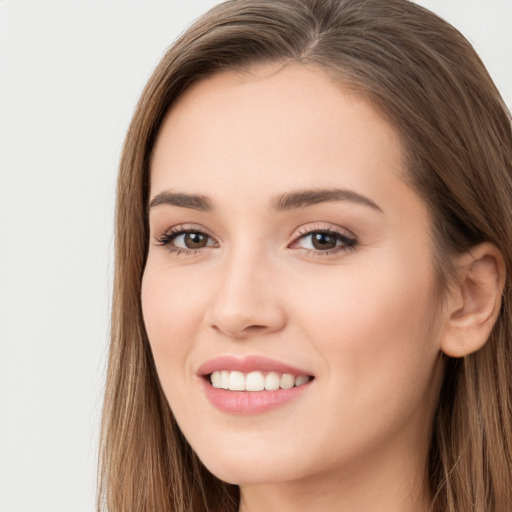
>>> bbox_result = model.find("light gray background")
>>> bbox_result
[0,1,510,511]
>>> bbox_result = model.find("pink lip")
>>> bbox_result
[201,380,311,414]
[197,355,312,377]
[197,355,314,414]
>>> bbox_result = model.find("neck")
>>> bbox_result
[238,430,432,512]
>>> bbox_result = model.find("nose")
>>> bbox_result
[205,248,287,339]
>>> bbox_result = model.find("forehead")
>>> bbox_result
[149,63,428,230]
[151,63,404,191]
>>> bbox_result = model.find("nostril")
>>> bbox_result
[246,325,267,331]
[210,321,276,339]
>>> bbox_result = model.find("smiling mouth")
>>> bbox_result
[209,370,313,392]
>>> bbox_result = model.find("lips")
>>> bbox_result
[198,355,314,414]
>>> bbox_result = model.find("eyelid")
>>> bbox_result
[292,222,356,239]
[154,224,219,250]
[288,223,358,255]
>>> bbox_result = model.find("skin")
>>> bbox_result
[142,63,451,512]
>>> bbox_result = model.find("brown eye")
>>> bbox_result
[183,232,208,248]
[311,232,337,250]
[291,228,357,254]
[157,228,217,252]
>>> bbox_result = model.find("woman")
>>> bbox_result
[98,0,512,510]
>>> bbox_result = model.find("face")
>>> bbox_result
[142,64,446,489]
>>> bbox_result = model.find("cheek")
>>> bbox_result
[141,262,205,376]
[141,263,211,431]
[278,254,442,467]
[142,254,210,328]
[293,252,439,397]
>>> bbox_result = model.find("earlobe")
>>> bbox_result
[440,243,506,358]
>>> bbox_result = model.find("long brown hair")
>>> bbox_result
[98,1,512,510]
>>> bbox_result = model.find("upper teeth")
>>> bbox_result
[210,370,310,392]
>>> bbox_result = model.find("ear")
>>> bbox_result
[440,243,506,358]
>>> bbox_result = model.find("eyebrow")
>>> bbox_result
[272,188,383,212]
[148,191,214,212]
[148,188,382,213]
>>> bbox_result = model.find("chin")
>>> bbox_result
[202,459,295,486]
[195,443,310,486]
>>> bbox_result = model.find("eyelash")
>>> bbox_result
[155,224,217,256]
[155,224,358,257]
[291,225,357,256]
